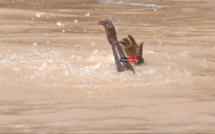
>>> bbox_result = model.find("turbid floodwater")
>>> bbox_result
[0,0,215,133]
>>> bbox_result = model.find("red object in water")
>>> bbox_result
[120,57,139,63]
[127,57,139,63]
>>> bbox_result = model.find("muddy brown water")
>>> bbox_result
[0,0,215,133]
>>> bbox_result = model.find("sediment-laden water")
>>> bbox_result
[0,0,215,133]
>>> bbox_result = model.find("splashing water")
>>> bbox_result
[0,0,215,133]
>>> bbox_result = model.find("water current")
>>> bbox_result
[0,0,215,133]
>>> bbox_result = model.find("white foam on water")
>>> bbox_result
[85,12,91,17]
[56,21,63,27]
[35,12,44,18]
[74,19,78,24]
[0,42,195,89]
[180,50,191,57]
[98,0,169,9]
[92,49,98,55]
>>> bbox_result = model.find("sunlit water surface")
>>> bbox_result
[0,0,215,133]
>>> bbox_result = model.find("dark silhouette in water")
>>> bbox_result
[98,20,144,73]
[119,35,144,65]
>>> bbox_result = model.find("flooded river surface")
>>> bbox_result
[0,0,215,133]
